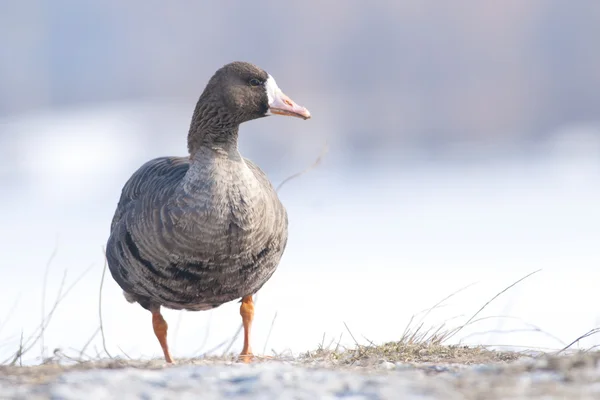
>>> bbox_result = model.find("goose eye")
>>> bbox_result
[249,78,262,87]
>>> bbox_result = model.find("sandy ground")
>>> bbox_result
[1,349,600,399]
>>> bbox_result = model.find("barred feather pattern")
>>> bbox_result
[105,147,288,312]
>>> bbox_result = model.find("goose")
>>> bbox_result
[106,61,310,363]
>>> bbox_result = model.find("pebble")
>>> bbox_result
[377,361,395,370]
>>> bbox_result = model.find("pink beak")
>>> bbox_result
[269,91,311,120]
[266,74,311,120]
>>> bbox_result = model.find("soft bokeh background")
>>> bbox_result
[1,1,600,363]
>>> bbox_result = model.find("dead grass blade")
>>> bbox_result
[314,273,544,366]
[462,328,546,340]
[117,346,133,360]
[172,311,184,353]
[275,141,328,193]
[0,294,21,338]
[557,328,600,354]
[319,332,326,350]
[334,332,343,353]
[445,269,542,342]
[415,281,478,327]
[343,322,360,347]
[222,322,243,356]
[40,243,58,361]
[262,311,278,355]
[193,310,214,356]
[79,326,101,360]
[99,251,113,359]
[461,315,565,347]
[3,264,94,365]
[204,338,232,356]
[399,283,475,347]
[17,331,24,366]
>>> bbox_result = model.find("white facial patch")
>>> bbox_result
[265,74,282,106]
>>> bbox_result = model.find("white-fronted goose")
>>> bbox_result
[105,61,310,363]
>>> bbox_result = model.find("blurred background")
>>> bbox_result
[1,1,600,363]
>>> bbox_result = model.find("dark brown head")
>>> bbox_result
[203,61,310,122]
[188,61,310,153]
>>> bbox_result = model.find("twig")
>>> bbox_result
[99,251,113,358]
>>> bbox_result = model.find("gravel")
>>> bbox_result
[2,354,600,399]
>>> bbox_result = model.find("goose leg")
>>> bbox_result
[239,295,254,362]
[152,309,173,363]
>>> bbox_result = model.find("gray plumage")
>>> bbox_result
[105,62,307,315]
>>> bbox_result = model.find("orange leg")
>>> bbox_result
[239,295,254,362]
[152,310,173,363]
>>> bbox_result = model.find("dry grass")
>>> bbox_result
[0,267,549,369]
[301,342,522,366]
[0,345,517,386]
[294,269,545,368]
[0,261,95,366]
[3,345,600,387]
[0,356,233,384]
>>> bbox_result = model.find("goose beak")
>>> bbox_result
[265,74,311,120]
[268,92,311,120]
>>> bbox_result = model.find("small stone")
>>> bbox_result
[378,361,395,370]
[394,362,412,370]
[427,365,450,373]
